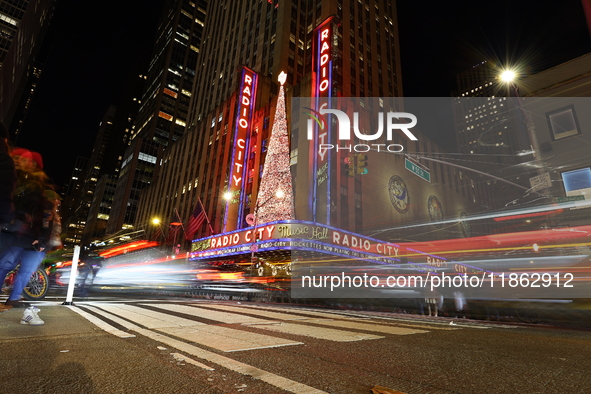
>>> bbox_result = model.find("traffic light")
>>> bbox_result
[356,154,368,175]
[344,157,356,177]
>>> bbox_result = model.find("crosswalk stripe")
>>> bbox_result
[231,304,362,320]
[81,306,327,394]
[95,304,205,329]
[157,326,303,352]
[251,322,384,342]
[144,304,271,324]
[93,305,301,352]
[229,304,468,330]
[304,320,429,335]
[202,304,316,321]
[206,304,455,331]
[67,306,135,338]
[145,303,383,342]
[324,312,497,329]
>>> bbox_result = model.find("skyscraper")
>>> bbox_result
[0,0,29,66]
[0,0,57,138]
[106,0,207,234]
[61,156,88,247]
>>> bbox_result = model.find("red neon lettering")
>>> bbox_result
[321,28,329,40]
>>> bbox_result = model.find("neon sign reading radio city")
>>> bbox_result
[317,27,331,93]
[231,71,255,188]
[306,104,419,158]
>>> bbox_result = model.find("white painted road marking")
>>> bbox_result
[145,303,384,342]
[93,304,302,352]
[144,303,271,324]
[203,304,315,321]
[157,325,303,352]
[81,306,327,394]
[253,322,384,342]
[67,306,135,338]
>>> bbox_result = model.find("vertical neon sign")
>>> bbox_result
[312,16,336,225]
[224,67,258,231]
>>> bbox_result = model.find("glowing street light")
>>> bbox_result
[500,69,516,83]
[223,192,232,201]
[152,218,160,225]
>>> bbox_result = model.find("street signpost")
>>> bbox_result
[529,173,552,192]
[405,157,430,183]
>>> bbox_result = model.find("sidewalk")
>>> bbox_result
[0,304,225,393]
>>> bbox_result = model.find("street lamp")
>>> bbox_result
[500,69,516,83]
[151,217,163,243]
[498,68,541,163]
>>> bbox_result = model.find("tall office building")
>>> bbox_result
[0,0,29,66]
[61,107,119,246]
[452,61,542,215]
[82,174,118,244]
[0,0,57,138]
[453,61,526,157]
[106,0,208,234]
[136,0,406,240]
[61,156,88,247]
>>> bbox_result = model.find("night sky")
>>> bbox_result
[13,0,591,188]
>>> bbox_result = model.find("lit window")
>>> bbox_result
[138,152,157,164]
[164,88,178,98]
[158,111,173,121]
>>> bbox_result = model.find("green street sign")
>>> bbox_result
[405,158,430,182]
[555,195,585,203]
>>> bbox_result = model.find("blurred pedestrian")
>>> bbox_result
[0,123,16,227]
[0,123,16,313]
[0,150,59,314]
[453,291,467,318]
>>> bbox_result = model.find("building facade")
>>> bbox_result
[0,0,57,138]
[0,0,29,66]
[107,0,208,234]
[136,0,405,240]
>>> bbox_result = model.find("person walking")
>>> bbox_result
[0,123,17,313]
[0,150,56,319]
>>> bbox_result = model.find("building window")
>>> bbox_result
[546,105,581,141]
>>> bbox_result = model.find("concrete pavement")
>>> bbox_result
[0,304,228,393]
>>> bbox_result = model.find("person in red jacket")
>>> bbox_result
[0,149,55,308]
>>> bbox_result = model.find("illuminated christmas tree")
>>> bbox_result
[255,71,295,224]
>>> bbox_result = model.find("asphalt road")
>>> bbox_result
[1,294,591,393]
